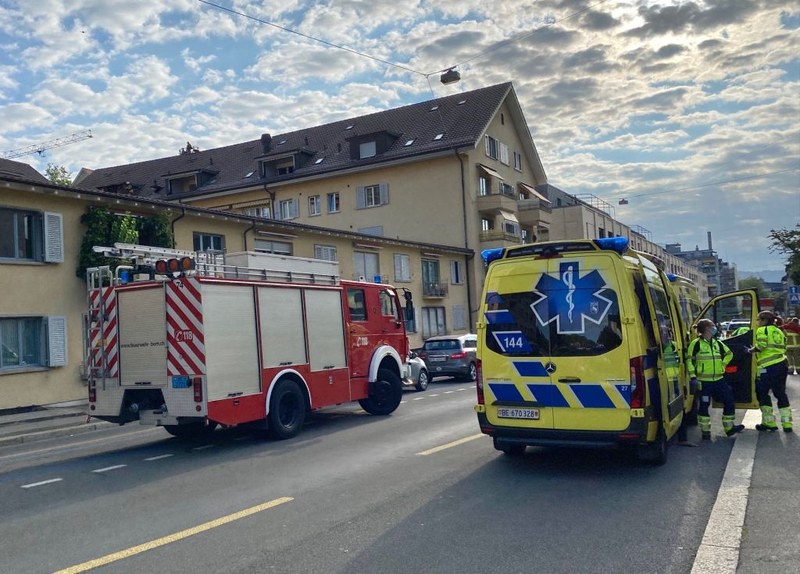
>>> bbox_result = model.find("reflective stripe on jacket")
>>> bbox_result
[755,325,786,368]
[687,336,732,381]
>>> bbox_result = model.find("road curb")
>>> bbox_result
[0,420,115,447]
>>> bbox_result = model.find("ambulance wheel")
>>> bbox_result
[637,427,668,466]
[415,369,429,392]
[359,369,403,415]
[164,421,217,439]
[269,379,307,440]
[493,438,526,456]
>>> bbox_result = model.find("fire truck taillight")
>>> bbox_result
[156,257,194,275]
[193,377,203,403]
[88,384,96,403]
[155,259,168,274]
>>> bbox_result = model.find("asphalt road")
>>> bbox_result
[0,380,744,574]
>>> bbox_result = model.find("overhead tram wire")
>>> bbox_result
[195,0,427,78]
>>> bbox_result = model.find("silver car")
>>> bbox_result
[403,352,430,391]
[417,334,478,381]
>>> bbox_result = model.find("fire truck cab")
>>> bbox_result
[86,244,410,439]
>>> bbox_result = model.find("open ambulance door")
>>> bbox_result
[696,289,760,409]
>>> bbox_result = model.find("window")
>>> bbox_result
[278,198,298,220]
[0,209,63,263]
[485,135,498,159]
[433,133,444,140]
[254,239,292,255]
[598,227,605,238]
[394,254,411,282]
[499,142,510,165]
[193,232,224,252]
[380,290,398,318]
[452,305,467,330]
[479,176,489,196]
[513,150,523,171]
[499,181,515,197]
[308,195,321,216]
[481,218,493,232]
[353,251,379,282]
[243,206,271,219]
[359,141,376,159]
[404,139,415,146]
[0,316,66,369]
[503,220,520,236]
[357,184,389,209]
[422,259,444,296]
[358,226,384,236]
[422,307,446,338]
[276,160,294,175]
[347,288,367,321]
[327,192,340,213]
[450,260,463,284]
[314,244,337,261]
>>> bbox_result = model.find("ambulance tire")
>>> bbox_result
[359,369,403,415]
[493,437,526,456]
[164,421,218,439]
[637,426,668,466]
[269,379,307,440]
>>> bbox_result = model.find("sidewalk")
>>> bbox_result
[0,401,113,447]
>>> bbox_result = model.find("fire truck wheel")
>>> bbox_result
[359,369,403,415]
[269,379,307,439]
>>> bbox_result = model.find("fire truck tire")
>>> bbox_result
[164,421,218,439]
[269,379,307,439]
[359,369,403,415]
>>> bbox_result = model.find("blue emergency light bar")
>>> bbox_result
[481,248,505,265]
[593,236,628,255]
[666,273,678,282]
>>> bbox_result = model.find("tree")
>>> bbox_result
[739,276,769,298]
[768,225,800,286]
[45,163,73,186]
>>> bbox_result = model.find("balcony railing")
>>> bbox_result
[479,230,522,244]
[422,282,448,298]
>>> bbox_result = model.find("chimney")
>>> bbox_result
[261,133,272,154]
[707,231,713,251]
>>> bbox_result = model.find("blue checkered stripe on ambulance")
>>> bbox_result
[487,361,632,409]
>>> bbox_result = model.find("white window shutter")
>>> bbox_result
[356,186,366,209]
[47,316,67,367]
[485,135,490,156]
[499,143,509,165]
[44,212,64,262]
[379,183,389,205]
[290,199,299,219]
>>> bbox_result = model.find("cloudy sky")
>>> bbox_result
[1,0,798,274]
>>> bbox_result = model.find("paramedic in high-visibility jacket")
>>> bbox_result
[751,311,793,432]
[687,319,745,440]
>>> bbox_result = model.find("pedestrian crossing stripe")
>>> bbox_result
[487,382,631,408]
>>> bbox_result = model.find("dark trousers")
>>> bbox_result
[757,360,789,408]
[699,379,735,417]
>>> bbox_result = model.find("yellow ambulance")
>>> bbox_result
[473,237,758,464]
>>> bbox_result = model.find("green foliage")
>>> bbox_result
[739,276,769,298]
[45,163,73,186]
[77,206,174,280]
[768,225,800,286]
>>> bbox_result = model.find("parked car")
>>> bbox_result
[404,352,429,391]
[723,319,751,338]
[417,334,478,381]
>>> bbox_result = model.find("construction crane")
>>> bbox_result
[1,129,93,160]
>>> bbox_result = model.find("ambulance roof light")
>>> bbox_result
[481,248,505,265]
[666,273,678,282]
[594,236,628,255]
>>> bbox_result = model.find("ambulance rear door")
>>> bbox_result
[697,289,760,408]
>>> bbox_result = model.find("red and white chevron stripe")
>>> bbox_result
[88,287,118,378]
[165,278,206,376]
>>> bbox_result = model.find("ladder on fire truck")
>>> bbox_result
[85,265,113,389]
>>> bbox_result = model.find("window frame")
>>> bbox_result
[308,195,321,216]
[327,192,340,214]
[193,232,225,252]
[394,253,411,283]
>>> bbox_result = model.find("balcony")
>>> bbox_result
[479,230,523,249]
[476,191,517,214]
[422,282,448,298]
[517,198,552,226]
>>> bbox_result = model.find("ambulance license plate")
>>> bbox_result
[497,407,540,420]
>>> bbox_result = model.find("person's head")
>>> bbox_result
[775,316,784,327]
[757,311,776,326]
[695,318,716,339]
[791,317,799,325]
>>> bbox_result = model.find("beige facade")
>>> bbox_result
[0,178,469,409]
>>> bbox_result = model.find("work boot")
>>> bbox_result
[757,405,779,431]
[701,431,711,440]
[755,424,778,431]
[725,424,745,437]
[779,406,793,433]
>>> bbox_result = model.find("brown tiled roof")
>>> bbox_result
[77,82,516,200]
[0,158,50,184]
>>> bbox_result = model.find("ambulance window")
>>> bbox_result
[347,288,367,321]
[632,274,657,349]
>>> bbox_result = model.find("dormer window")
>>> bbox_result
[359,141,377,159]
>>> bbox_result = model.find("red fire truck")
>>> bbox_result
[86,244,411,439]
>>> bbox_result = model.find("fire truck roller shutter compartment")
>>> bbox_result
[118,286,168,387]
[305,289,347,371]
[203,284,260,401]
[258,287,307,368]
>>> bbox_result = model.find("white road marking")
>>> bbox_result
[691,409,760,574]
[191,444,214,451]
[456,388,468,391]
[417,433,484,456]
[413,397,425,401]
[21,478,63,489]
[428,393,439,397]
[92,464,127,473]
[144,454,174,461]
[444,391,455,394]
